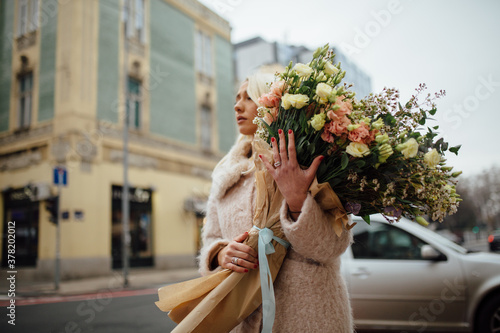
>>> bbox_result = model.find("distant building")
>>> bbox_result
[0,0,235,280]
[234,37,372,98]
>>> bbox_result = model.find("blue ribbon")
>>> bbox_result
[252,226,290,333]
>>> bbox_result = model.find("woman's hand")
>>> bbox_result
[259,129,323,215]
[217,232,259,273]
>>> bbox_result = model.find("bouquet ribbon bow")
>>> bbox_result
[155,139,349,332]
[253,226,290,332]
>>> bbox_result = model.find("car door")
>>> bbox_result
[345,221,468,331]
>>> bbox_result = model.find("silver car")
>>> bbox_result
[341,215,500,332]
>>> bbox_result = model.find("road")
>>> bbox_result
[0,290,176,333]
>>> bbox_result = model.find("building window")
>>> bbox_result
[127,77,141,129]
[123,0,146,43]
[195,30,213,78]
[18,72,33,129]
[200,105,212,150]
[17,0,39,37]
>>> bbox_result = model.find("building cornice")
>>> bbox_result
[0,123,53,155]
[163,0,231,40]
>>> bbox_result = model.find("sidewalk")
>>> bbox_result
[0,267,200,298]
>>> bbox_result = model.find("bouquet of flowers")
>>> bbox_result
[254,44,462,225]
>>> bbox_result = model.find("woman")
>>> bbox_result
[198,73,353,332]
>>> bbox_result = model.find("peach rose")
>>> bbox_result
[270,81,285,98]
[258,93,281,109]
[348,122,371,143]
[262,107,278,125]
[263,112,274,125]
[335,96,353,116]
[327,115,351,137]
[366,129,378,144]
[321,129,334,143]
[327,109,340,121]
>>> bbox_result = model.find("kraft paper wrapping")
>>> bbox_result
[155,139,350,332]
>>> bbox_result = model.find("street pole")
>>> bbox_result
[55,179,61,290]
[122,7,130,288]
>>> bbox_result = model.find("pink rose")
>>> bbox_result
[263,112,274,125]
[348,122,370,143]
[335,96,353,116]
[327,109,340,121]
[263,107,279,125]
[321,129,334,143]
[270,107,278,118]
[270,81,285,98]
[327,115,351,136]
[366,129,378,144]
[258,93,281,108]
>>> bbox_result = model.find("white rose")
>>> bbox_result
[282,93,309,110]
[281,93,292,110]
[324,61,339,75]
[316,83,333,104]
[293,63,313,77]
[309,113,326,131]
[396,138,418,158]
[424,148,441,168]
[346,142,370,158]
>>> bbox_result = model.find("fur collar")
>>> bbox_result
[211,136,254,200]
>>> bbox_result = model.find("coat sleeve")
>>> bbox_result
[197,195,230,276]
[279,193,353,264]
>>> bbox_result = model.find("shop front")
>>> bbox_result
[1,186,40,267]
[111,185,153,269]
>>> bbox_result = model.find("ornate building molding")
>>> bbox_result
[98,122,222,163]
[0,149,42,171]
[0,124,53,152]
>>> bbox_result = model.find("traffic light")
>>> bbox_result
[45,196,59,224]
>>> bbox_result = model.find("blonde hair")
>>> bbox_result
[245,72,275,107]
[213,73,275,175]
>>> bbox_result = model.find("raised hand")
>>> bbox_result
[259,129,324,216]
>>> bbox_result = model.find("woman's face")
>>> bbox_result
[234,81,259,136]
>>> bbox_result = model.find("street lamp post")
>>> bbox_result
[122,10,130,288]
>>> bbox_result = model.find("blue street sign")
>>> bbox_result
[53,167,67,186]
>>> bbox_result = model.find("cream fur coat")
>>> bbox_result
[198,137,354,332]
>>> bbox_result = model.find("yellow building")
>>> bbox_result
[0,0,236,280]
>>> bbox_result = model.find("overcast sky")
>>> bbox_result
[199,0,500,178]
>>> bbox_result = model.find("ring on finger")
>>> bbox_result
[231,257,239,265]
[274,161,282,168]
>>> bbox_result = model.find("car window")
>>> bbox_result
[352,222,428,260]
